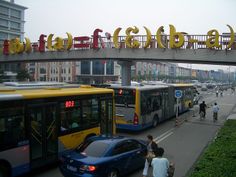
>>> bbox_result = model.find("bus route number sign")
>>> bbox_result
[175,90,182,98]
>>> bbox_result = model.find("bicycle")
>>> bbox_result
[199,111,205,120]
[213,112,218,122]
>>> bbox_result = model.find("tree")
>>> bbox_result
[17,69,30,81]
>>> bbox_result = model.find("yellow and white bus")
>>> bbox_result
[109,83,194,131]
[0,83,114,177]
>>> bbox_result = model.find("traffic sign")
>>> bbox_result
[175,90,182,98]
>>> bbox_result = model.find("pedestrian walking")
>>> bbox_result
[220,90,223,97]
[151,147,170,177]
[212,102,219,122]
[143,135,158,177]
[216,90,219,97]
[199,101,207,119]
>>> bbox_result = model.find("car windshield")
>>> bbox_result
[76,140,110,157]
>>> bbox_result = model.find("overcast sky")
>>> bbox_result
[15,0,236,71]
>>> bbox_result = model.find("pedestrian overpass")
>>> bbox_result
[1,25,236,85]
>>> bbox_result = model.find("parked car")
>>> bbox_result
[59,135,147,177]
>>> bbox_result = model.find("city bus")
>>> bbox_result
[0,83,114,177]
[109,83,194,131]
[171,83,195,113]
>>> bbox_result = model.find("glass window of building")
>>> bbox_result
[0,19,8,28]
[81,61,90,74]
[0,6,8,16]
[29,68,35,73]
[10,21,20,31]
[40,68,46,74]
[93,61,104,75]
[10,9,21,19]
[106,60,114,75]
[0,32,8,40]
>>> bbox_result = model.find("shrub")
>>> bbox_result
[188,120,236,177]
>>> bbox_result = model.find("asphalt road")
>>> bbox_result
[30,89,236,177]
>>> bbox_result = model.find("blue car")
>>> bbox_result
[59,135,147,177]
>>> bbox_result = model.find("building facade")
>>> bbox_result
[0,0,27,73]
[29,61,120,84]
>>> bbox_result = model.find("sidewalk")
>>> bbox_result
[154,98,234,177]
[176,97,218,125]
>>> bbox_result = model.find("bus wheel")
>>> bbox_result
[152,115,159,127]
[0,165,9,177]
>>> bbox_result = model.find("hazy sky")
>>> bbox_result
[14,0,236,71]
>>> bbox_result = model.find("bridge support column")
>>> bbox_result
[118,61,134,86]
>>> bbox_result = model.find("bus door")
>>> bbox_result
[27,103,58,169]
[100,99,113,136]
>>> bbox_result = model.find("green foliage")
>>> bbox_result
[17,69,30,81]
[188,120,236,177]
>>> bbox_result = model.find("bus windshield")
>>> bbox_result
[114,89,135,107]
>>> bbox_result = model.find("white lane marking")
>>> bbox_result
[153,128,174,141]
[156,132,174,143]
[153,128,174,143]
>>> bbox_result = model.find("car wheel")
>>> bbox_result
[107,169,119,177]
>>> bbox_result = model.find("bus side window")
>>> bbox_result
[0,106,26,148]
[141,93,148,115]
[60,100,81,132]
[0,117,6,147]
[153,98,159,111]
[60,112,69,131]
[141,99,145,115]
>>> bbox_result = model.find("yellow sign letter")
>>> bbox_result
[206,29,221,48]
[169,25,184,48]
[125,26,140,48]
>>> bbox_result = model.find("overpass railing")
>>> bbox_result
[103,34,236,50]
[62,34,236,51]
[1,34,235,55]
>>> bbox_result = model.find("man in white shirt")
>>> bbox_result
[212,102,219,122]
[151,147,169,177]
